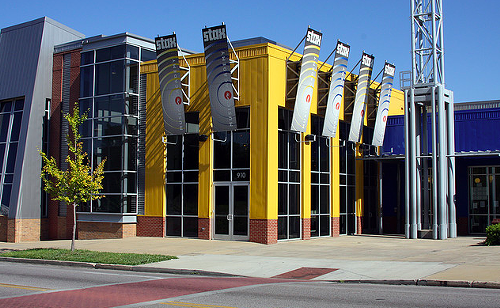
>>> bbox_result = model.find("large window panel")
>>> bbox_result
[80,66,93,98]
[166,184,182,215]
[232,131,250,169]
[0,114,10,142]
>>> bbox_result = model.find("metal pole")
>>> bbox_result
[410,90,418,239]
[431,87,439,239]
[378,160,383,234]
[446,90,457,237]
[422,107,430,229]
[437,85,448,239]
[416,105,422,231]
[404,89,411,239]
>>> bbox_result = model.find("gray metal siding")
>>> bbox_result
[0,21,43,100]
[0,18,84,219]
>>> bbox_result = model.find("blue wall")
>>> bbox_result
[382,108,500,154]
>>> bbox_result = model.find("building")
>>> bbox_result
[0,17,498,243]
[0,17,85,242]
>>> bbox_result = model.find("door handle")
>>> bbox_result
[227,214,233,220]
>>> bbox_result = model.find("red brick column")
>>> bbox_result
[356,216,363,235]
[137,216,165,237]
[249,219,277,244]
[0,215,7,242]
[49,53,63,240]
[331,216,340,237]
[198,218,212,240]
[302,218,311,240]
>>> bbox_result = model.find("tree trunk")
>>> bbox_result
[71,203,77,251]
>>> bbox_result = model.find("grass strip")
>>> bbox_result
[1,248,177,265]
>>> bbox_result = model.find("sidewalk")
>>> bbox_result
[1,235,499,286]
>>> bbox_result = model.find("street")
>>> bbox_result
[0,261,499,307]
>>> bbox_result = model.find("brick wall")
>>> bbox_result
[302,218,311,240]
[57,217,68,239]
[50,49,82,240]
[78,222,136,240]
[331,217,340,237]
[249,219,277,244]
[0,216,7,242]
[137,216,165,237]
[5,219,41,242]
[198,218,211,239]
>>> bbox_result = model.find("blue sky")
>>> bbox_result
[1,0,497,103]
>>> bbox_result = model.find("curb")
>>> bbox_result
[327,279,500,289]
[0,256,242,278]
[1,256,499,289]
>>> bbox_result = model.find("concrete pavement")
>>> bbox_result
[1,235,499,286]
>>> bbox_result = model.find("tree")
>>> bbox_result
[40,104,106,251]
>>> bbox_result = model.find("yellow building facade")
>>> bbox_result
[139,39,404,244]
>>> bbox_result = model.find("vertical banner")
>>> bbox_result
[155,34,186,135]
[348,53,374,143]
[202,24,237,132]
[372,62,396,146]
[290,28,322,132]
[322,41,350,137]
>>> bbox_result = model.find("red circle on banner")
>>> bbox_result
[336,102,341,110]
[383,115,387,122]
[361,110,365,117]
[175,97,182,105]
[224,91,232,100]
[306,94,311,103]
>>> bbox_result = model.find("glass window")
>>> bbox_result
[94,95,124,118]
[214,132,231,169]
[141,49,157,62]
[183,184,198,215]
[81,51,94,65]
[236,107,250,129]
[0,101,12,113]
[1,184,11,207]
[80,66,94,98]
[6,143,17,173]
[126,45,139,60]
[79,98,92,118]
[93,137,122,171]
[126,60,139,94]
[232,131,249,169]
[96,45,126,63]
[92,195,121,213]
[166,132,199,237]
[166,184,182,215]
[166,217,182,236]
[94,117,122,137]
[183,217,198,237]
[77,43,142,215]
[278,107,302,240]
[101,172,122,193]
[167,137,182,171]
[0,114,10,142]
[95,60,124,95]
[0,144,5,168]
[184,134,199,170]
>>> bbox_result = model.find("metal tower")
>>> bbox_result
[403,0,456,239]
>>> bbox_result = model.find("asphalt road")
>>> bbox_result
[0,262,499,308]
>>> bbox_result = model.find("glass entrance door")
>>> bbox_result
[214,184,249,240]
